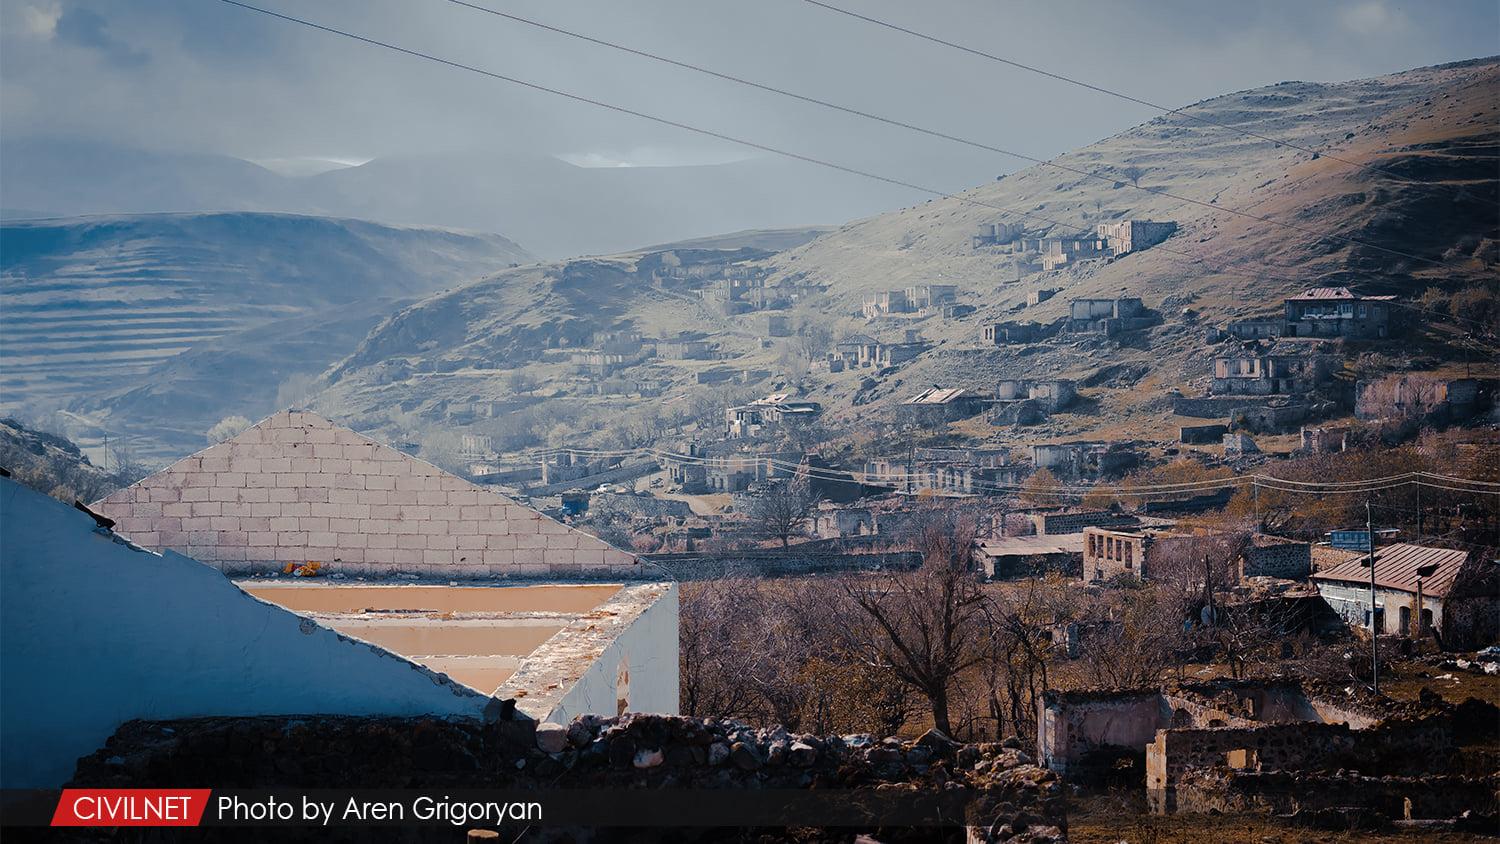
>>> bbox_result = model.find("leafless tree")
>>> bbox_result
[746,478,815,548]
[839,511,991,737]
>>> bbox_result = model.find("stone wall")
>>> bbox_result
[1038,690,1166,777]
[93,412,638,579]
[1241,539,1311,579]
[1146,717,1455,813]
[70,713,1069,842]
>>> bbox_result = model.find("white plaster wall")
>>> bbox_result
[92,411,638,579]
[0,479,495,788]
[546,584,680,724]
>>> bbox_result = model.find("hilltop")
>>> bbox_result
[306,58,1497,460]
[0,212,531,460]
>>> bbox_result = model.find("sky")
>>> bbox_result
[1,0,1496,178]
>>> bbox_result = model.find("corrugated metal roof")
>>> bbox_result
[905,387,969,405]
[1288,286,1396,302]
[1311,543,1470,597]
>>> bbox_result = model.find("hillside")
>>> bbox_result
[0,212,531,460]
[307,58,1497,459]
[0,417,130,502]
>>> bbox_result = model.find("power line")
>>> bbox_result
[801,0,1500,210]
[440,0,1470,274]
[217,1,1499,343]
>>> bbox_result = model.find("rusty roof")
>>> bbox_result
[1311,543,1471,597]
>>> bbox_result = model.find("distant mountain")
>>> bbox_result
[0,212,531,460]
[313,58,1498,452]
[0,417,130,502]
[0,137,999,258]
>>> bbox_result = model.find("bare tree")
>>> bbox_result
[839,511,990,737]
[746,479,815,548]
[206,415,251,444]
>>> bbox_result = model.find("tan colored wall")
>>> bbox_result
[93,411,638,578]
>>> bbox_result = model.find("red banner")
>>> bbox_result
[51,789,211,827]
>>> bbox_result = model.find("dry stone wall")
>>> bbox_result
[72,713,1069,842]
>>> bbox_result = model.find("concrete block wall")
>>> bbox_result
[93,411,639,579]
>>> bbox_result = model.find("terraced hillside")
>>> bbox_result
[310,58,1497,456]
[0,212,530,460]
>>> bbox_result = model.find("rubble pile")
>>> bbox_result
[73,713,1068,842]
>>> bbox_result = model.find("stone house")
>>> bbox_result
[658,336,713,360]
[1067,296,1153,334]
[1081,527,1203,583]
[1312,543,1497,649]
[972,221,1025,248]
[1094,219,1177,254]
[724,394,822,439]
[1225,318,1282,340]
[1032,441,1138,478]
[982,321,1040,344]
[862,290,911,319]
[904,284,958,310]
[900,387,990,421]
[1210,352,1332,396]
[1298,425,1348,453]
[1283,286,1396,339]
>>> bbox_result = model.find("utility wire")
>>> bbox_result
[219,0,1499,344]
[440,0,1471,273]
[802,0,1500,210]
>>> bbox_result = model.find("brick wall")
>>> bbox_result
[93,412,638,579]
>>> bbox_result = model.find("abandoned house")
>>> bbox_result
[1032,441,1138,478]
[901,387,991,421]
[1040,679,1483,821]
[997,378,1077,412]
[1210,351,1333,396]
[1355,374,1488,422]
[974,534,1084,579]
[982,320,1042,344]
[1081,526,1210,583]
[1066,296,1153,335]
[973,221,1025,248]
[1037,234,1108,271]
[0,477,678,787]
[91,412,641,578]
[904,284,958,311]
[1311,543,1498,649]
[1027,288,1057,307]
[658,336,713,360]
[861,289,911,319]
[1298,425,1349,454]
[1225,318,1282,340]
[1094,219,1177,255]
[1283,286,1396,339]
[724,394,823,439]
[862,453,1027,497]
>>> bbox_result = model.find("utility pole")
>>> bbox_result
[1367,501,1379,695]
[1252,477,1259,527]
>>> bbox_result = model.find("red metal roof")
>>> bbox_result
[1311,543,1471,598]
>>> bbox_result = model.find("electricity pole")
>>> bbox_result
[1367,501,1379,695]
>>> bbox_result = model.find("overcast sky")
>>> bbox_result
[2,0,1496,175]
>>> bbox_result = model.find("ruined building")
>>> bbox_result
[1094,219,1177,255]
[1210,351,1334,396]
